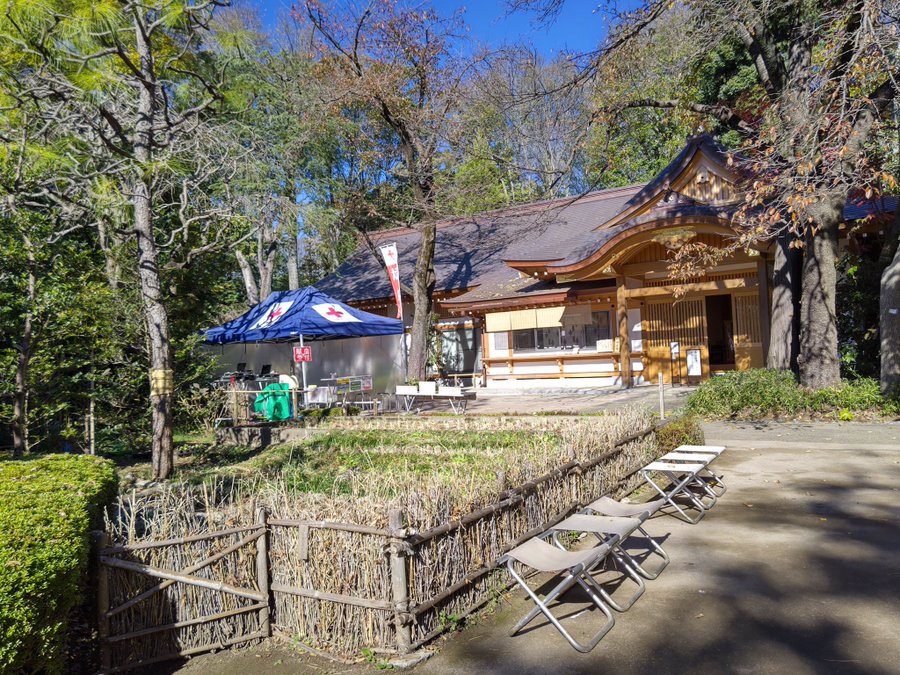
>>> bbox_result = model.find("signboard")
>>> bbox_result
[293,346,312,363]
[334,375,373,393]
[379,242,403,320]
[670,341,680,356]
[686,348,702,377]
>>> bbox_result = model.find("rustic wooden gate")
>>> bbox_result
[94,509,271,673]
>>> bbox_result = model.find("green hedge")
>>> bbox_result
[685,369,900,419]
[0,455,118,674]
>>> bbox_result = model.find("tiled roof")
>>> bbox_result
[314,133,897,307]
[314,185,643,303]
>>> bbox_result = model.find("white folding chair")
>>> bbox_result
[547,514,646,611]
[582,496,670,579]
[641,461,714,523]
[660,451,726,499]
[502,537,616,653]
[676,444,726,456]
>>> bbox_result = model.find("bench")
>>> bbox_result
[394,382,476,414]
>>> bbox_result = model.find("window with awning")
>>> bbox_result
[486,305,612,355]
[485,305,593,332]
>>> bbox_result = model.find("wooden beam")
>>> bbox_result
[624,277,758,299]
[618,258,758,278]
[617,276,632,388]
[99,556,266,602]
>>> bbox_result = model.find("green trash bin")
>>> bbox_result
[253,383,292,421]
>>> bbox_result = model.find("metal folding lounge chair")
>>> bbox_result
[502,537,616,653]
[547,514,647,611]
[671,444,727,492]
[640,460,713,523]
[582,496,670,579]
[660,451,726,499]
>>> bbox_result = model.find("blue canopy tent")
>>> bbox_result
[203,286,403,344]
[203,287,404,414]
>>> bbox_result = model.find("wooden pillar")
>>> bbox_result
[756,256,771,364]
[93,531,112,672]
[256,508,271,637]
[617,276,632,388]
[388,509,412,654]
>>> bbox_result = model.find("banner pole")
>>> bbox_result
[299,334,308,408]
[402,326,409,383]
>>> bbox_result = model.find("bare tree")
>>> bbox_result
[468,49,594,197]
[300,0,479,380]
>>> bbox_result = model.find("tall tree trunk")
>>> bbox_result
[134,12,174,480]
[767,231,800,372]
[286,182,300,290]
[235,250,260,305]
[258,245,276,299]
[407,221,437,380]
[880,214,900,394]
[12,233,35,458]
[97,219,122,290]
[798,200,842,389]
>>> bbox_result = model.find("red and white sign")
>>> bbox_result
[379,242,403,320]
[293,346,312,363]
[250,300,294,329]
[311,303,361,323]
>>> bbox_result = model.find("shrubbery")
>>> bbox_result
[686,369,900,420]
[0,455,118,673]
[656,415,705,454]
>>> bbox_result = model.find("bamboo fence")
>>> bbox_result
[94,410,664,669]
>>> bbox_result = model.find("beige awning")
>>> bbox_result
[485,311,512,332]
[486,304,595,332]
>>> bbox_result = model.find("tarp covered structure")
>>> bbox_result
[202,286,404,345]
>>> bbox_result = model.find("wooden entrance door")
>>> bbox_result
[731,293,764,370]
[644,298,709,384]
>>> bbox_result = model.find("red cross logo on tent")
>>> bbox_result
[312,303,361,323]
[250,300,295,329]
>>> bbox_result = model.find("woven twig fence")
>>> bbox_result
[95,412,663,668]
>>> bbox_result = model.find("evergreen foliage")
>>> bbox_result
[686,369,900,419]
[0,455,117,673]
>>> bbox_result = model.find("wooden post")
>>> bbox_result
[93,531,112,672]
[231,385,239,424]
[256,508,271,637]
[756,256,771,364]
[388,508,412,654]
[616,276,632,388]
[658,372,665,420]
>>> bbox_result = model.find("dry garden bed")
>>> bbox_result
[99,408,703,669]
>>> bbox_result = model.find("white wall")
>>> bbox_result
[206,333,407,393]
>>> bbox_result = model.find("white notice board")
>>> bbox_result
[686,349,702,377]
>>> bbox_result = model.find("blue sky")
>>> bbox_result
[252,1,606,56]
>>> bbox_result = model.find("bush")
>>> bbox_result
[686,369,899,419]
[685,369,805,418]
[656,415,705,454]
[0,455,118,673]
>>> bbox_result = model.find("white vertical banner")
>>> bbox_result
[379,242,403,320]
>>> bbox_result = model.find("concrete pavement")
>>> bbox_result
[437,383,695,416]
[176,420,900,675]
[414,421,900,675]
